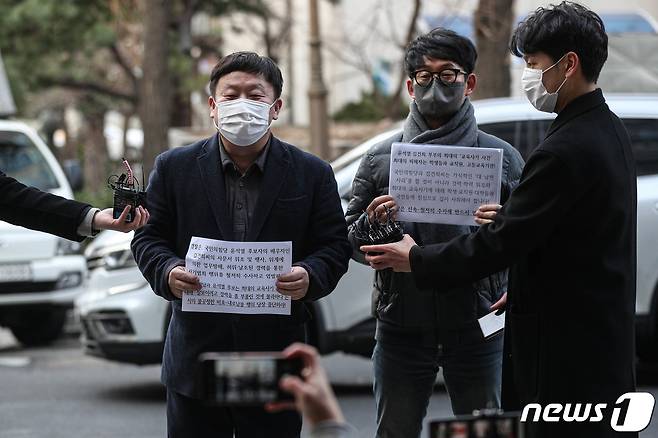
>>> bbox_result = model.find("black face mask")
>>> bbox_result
[414,80,466,121]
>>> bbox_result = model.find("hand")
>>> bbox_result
[276,266,310,300]
[474,204,501,225]
[366,195,398,224]
[93,206,150,232]
[360,234,417,272]
[490,292,507,313]
[167,265,201,299]
[265,343,345,427]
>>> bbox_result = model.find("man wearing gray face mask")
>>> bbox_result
[345,28,524,438]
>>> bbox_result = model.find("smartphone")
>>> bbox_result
[428,411,525,438]
[199,352,304,405]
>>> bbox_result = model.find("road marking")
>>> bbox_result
[0,357,31,367]
[1,429,33,438]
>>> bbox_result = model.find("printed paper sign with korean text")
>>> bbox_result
[389,143,503,226]
[183,237,292,315]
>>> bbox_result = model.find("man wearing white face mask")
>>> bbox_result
[521,52,569,113]
[132,51,351,438]
[359,3,637,437]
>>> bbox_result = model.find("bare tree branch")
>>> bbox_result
[322,1,386,80]
[234,1,293,64]
[109,43,138,94]
[41,77,137,103]
[174,0,199,52]
[386,0,422,118]
[323,38,374,78]
[385,0,403,47]
[403,0,422,51]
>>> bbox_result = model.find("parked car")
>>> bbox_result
[0,120,87,345]
[76,93,658,371]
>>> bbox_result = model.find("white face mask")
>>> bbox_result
[213,98,275,146]
[522,54,568,113]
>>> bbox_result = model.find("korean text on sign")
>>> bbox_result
[389,143,503,226]
[183,237,293,315]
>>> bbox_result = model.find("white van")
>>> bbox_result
[0,120,87,345]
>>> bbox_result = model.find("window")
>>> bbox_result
[480,118,658,177]
[0,130,59,190]
[622,118,658,177]
[478,120,552,160]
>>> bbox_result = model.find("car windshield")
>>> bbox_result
[0,130,59,190]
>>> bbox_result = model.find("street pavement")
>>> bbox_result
[1,328,658,437]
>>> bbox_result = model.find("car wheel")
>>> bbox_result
[10,307,67,346]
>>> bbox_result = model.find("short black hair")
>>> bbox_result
[209,51,283,99]
[405,28,477,77]
[510,1,608,83]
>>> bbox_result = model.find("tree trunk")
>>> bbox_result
[308,0,330,160]
[139,0,171,180]
[79,100,109,194]
[285,0,295,125]
[170,0,194,128]
[171,76,192,127]
[472,0,514,100]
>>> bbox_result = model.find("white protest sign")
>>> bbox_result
[183,237,292,315]
[389,143,503,226]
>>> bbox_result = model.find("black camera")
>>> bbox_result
[199,352,304,405]
[353,206,404,255]
[108,158,147,223]
[112,186,147,223]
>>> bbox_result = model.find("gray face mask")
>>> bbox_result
[414,80,466,121]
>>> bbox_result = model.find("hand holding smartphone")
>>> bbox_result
[199,352,303,405]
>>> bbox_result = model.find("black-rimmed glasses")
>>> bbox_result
[413,68,468,87]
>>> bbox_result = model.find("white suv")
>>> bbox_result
[76,93,658,367]
[0,120,87,346]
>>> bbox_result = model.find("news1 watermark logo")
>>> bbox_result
[521,392,656,432]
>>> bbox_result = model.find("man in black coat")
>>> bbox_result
[0,170,148,240]
[131,52,351,438]
[360,3,638,437]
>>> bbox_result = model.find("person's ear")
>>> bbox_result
[406,78,415,99]
[272,98,283,121]
[208,96,216,119]
[564,52,579,79]
[464,73,477,97]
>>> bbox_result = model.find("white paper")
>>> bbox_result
[478,310,506,339]
[183,237,292,315]
[389,143,504,226]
